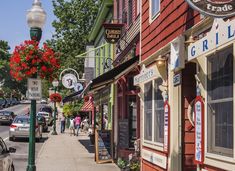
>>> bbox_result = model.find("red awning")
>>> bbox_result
[80,100,93,112]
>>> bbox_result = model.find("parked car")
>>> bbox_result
[0,98,7,108]
[11,98,18,105]
[5,98,12,108]
[37,111,53,126]
[40,98,47,104]
[9,115,42,141]
[0,111,15,125]
[0,137,16,171]
[37,115,48,132]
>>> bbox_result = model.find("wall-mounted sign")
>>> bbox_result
[173,73,181,86]
[142,149,167,169]
[185,0,235,18]
[103,23,124,44]
[74,82,83,92]
[163,101,170,154]
[62,73,78,89]
[194,95,204,164]
[188,18,235,61]
[134,65,157,85]
[27,78,42,100]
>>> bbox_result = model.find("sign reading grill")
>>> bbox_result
[185,0,235,18]
[103,23,124,44]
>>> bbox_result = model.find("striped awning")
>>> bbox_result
[80,100,93,111]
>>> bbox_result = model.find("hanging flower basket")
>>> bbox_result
[50,93,62,103]
[9,40,60,81]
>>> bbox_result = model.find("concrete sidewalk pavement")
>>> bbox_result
[36,128,120,171]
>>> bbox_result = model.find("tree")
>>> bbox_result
[49,0,100,73]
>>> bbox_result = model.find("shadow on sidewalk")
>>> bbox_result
[78,139,95,153]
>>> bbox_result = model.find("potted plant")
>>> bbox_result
[117,158,129,171]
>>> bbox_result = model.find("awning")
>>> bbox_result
[80,100,93,112]
[90,56,139,90]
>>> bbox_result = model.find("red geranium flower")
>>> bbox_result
[50,93,62,102]
[9,40,60,81]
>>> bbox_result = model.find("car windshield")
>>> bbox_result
[14,117,30,124]
[37,113,49,117]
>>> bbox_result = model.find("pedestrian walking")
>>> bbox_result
[69,117,75,136]
[59,113,66,133]
[74,114,81,136]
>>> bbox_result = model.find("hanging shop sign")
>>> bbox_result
[27,78,42,100]
[194,95,204,164]
[62,73,78,89]
[134,65,157,85]
[103,23,124,44]
[185,0,235,18]
[188,18,235,61]
[163,100,170,154]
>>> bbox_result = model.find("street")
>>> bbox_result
[0,102,51,171]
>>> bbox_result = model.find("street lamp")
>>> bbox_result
[26,0,46,171]
[52,79,59,135]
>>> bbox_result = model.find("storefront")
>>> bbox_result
[186,18,235,171]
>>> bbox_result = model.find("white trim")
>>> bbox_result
[149,0,160,24]
[204,43,235,167]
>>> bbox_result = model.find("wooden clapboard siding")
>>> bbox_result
[141,0,201,61]
[182,63,196,171]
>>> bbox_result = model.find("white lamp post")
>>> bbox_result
[26,1,46,171]
[52,79,59,135]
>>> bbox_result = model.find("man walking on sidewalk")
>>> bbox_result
[59,113,65,133]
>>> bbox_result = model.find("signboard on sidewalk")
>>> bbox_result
[27,78,42,100]
[118,120,129,148]
[95,130,113,164]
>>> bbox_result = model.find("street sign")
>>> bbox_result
[27,78,42,100]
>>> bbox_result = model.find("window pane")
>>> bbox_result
[144,81,152,141]
[154,78,164,143]
[151,0,160,18]
[207,46,233,157]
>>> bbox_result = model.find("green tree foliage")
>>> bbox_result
[0,40,27,97]
[49,0,100,72]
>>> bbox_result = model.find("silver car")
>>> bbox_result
[9,115,42,141]
[0,137,16,171]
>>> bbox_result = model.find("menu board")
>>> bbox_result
[118,120,129,148]
[95,130,113,164]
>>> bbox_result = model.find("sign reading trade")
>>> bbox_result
[103,23,123,44]
[185,0,235,17]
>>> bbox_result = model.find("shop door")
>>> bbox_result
[181,62,196,171]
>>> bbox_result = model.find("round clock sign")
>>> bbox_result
[62,73,78,89]
[185,0,235,18]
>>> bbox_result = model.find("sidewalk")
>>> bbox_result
[36,127,120,171]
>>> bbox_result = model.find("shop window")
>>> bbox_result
[150,0,160,20]
[207,46,233,157]
[144,81,152,141]
[154,78,164,143]
[144,78,164,145]
[128,96,137,148]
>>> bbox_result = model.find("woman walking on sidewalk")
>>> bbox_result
[74,114,81,136]
[59,113,65,133]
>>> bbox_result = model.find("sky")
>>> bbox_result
[0,0,56,52]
